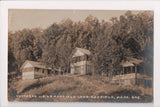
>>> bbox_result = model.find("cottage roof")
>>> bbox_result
[121,61,135,67]
[121,57,143,67]
[76,47,91,55]
[20,60,51,70]
[72,47,91,58]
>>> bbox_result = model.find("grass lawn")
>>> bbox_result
[8,74,153,102]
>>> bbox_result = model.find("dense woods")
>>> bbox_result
[8,11,153,77]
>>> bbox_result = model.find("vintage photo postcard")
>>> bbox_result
[8,9,153,102]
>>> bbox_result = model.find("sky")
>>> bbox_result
[8,9,146,32]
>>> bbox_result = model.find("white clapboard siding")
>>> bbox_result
[22,71,34,80]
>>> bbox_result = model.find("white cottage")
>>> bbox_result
[70,47,92,75]
[20,60,52,80]
[110,57,152,87]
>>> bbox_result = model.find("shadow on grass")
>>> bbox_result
[19,80,54,94]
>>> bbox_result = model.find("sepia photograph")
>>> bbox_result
[8,9,153,102]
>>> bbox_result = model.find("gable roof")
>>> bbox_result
[71,47,91,58]
[20,60,51,70]
[121,57,143,67]
[76,47,91,55]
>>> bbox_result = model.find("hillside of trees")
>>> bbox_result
[8,11,153,77]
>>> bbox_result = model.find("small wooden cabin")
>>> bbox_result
[70,47,92,75]
[110,57,152,87]
[20,60,52,80]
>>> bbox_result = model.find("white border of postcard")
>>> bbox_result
[1,1,160,107]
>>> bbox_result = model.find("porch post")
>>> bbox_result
[59,67,61,75]
[122,67,124,75]
[135,65,137,85]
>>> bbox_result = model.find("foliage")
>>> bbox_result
[8,11,153,77]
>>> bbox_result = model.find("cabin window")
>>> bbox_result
[42,69,44,73]
[72,56,81,63]
[86,55,91,61]
[72,57,76,63]
[124,67,132,74]
[124,67,127,74]
[35,68,40,72]
[75,57,78,62]
[86,55,88,60]
[72,55,91,63]
[77,56,80,62]
[80,56,85,61]
[128,67,131,73]
[48,70,50,74]
[132,66,135,73]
